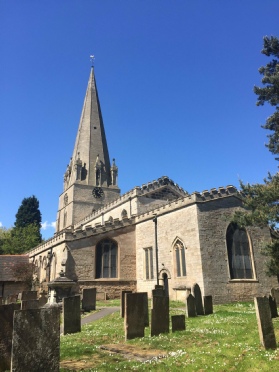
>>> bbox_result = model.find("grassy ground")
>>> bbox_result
[60,300,279,371]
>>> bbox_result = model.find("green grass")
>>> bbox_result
[60,301,279,371]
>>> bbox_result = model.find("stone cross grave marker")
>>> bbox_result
[0,303,21,371]
[82,288,97,312]
[124,292,146,340]
[254,296,277,349]
[11,307,60,372]
[186,293,196,317]
[63,295,81,335]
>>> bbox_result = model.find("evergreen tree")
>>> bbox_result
[15,195,42,229]
[254,36,279,158]
[235,36,279,280]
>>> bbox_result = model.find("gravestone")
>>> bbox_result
[171,315,186,332]
[11,307,60,371]
[186,293,196,317]
[271,288,279,305]
[120,290,132,317]
[22,290,37,301]
[63,295,81,335]
[269,295,278,318]
[39,292,48,308]
[124,293,145,340]
[17,292,22,301]
[0,303,21,371]
[152,285,165,297]
[203,295,213,315]
[192,283,204,315]
[151,294,169,336]
[21,299,39,310]
[82,288,97,312]
[254,296,277,349]
[0,296,2,305]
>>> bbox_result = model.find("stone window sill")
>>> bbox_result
[228,279,259,283]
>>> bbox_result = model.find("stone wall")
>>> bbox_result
[136,203,203,298]
[0,282,29,298]
[197,196,278,303]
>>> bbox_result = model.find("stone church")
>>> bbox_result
[28,67,277,303]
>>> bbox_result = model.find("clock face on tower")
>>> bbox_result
[92,187,104,199]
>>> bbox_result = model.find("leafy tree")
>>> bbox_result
[0,224,42,254]
[234,36,279,280]
[15,195,42,243]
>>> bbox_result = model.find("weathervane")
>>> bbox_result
[90,55,95,67]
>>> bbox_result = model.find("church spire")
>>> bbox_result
[56,66,121,233]
[64,67,112,189]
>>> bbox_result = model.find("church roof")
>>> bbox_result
[68,67,111,187]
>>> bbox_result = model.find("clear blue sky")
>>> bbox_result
[0,1,278,239]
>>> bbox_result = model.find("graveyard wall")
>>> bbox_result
[0,282,29,298]
[197,196,278,303]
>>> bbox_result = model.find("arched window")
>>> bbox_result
[226,223,254,279]
[174,239,186,277]
[121,209,128,218]
[96,239,118,278]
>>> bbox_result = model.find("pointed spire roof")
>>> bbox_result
[68,67,111,187]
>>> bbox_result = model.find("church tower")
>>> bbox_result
[56,67,120,232]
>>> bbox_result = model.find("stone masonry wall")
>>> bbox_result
[65,225,136,297]
[136,204,203,299]
[197,196,278,303]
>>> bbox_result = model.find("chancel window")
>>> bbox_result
[144,247,154,279]
[226,223,254,279]
[96,239,118,278]
[174,240,186,277]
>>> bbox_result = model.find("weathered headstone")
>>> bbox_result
[186,293,196,317]
[269,295,278,318]
[39,292,48,308]
[21,299,39,310]
[271,288,279,305]
[120,290,132,317]
[192,283,204,315]
[11,307,60,371]
[254,296,277,349]
[0,303,21,371]
[203,295,213,315]
[152,285,165,297]
[124,293,145,340]
[171,315,186,332]
[151,295,169,336]
[82,288,97,312]
[17,292,22,301]
[63,295,81,335]
[22,290,37,301]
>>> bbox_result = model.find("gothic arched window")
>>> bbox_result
[121,209,128,218]
[226,223,254,279]
[96,239,118,278]
[174,239,186,277]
